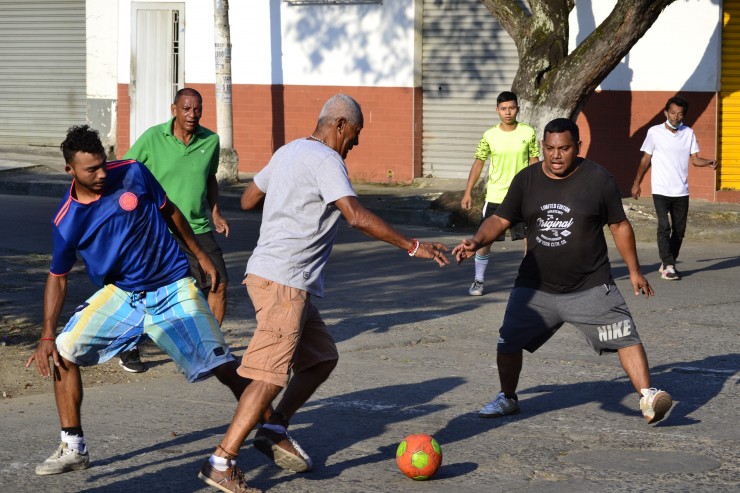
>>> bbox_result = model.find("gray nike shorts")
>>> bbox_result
[497,284,642,355]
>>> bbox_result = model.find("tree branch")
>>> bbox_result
[479,0,529,41]
[550,0,676,112]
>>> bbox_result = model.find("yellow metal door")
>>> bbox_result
[720,2,740,190]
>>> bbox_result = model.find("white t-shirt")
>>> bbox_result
[640,123,699,197]
[246,138,357,297]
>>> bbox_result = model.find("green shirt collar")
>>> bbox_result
[162,117,208,145]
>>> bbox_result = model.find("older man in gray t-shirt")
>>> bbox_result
[246,138,356,297]
[197,94,449,491]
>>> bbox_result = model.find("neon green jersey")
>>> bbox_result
[125,118,220,234]
[474,123,539,204]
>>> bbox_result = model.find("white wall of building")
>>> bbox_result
[117,0,417,87]
[87,0,118,99]
[275,0,416,87]
[570,0,721,92]
[111,1,720,91]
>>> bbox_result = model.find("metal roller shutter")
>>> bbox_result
[720,1,740,190]
[422,0,520,178]
[0,0,85,146]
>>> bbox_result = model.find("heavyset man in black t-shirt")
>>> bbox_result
[453,118,673,425]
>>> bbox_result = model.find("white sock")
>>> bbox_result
[209,454,235,472]
[262,423,287,434]
[474,254,489,281]
[61,431,86,454]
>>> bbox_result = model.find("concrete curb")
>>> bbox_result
[1,165,738,239]
[0,169,456,229]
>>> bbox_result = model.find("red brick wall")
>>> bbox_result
[116,84,129,155]
[577,90,718,202]
[117,84,722,199]
[117,83,420,183]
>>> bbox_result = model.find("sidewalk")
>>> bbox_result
[0,145,460,229]
[1,145,738,241]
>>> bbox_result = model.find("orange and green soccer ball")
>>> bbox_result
[395,433,442,480]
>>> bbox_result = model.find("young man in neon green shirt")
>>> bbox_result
[461,91,540,296]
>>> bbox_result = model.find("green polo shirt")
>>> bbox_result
[125,118,220,234]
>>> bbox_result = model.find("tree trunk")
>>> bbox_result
[480,0,676,137]
[214,0,238,183]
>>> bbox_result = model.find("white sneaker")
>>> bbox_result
[640,388,673,424]
[36,442,90,475]
[479,392,520,418]
[468,280,484,296]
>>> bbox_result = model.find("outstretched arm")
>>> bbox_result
[26,273,67,377]
[161,199,219,291]
[609,219,653,299]
[452,214,511,264]
[631,152,652,199]
[334,196,449,267]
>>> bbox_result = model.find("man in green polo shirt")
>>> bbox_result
[119,87,230,372]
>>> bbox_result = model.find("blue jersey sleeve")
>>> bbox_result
[138,162,169,209]
[50,222,77,275]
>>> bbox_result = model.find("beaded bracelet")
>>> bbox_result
[407,239,420,257]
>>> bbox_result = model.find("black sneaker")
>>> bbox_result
[661,265,681,281]
[119,347,147,373]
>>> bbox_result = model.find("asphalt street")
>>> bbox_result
[0,193,738,492]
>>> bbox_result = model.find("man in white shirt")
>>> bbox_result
[631,96,717,280]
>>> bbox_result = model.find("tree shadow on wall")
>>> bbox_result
[269,0,419,151]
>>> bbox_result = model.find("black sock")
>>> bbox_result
[267,411,289,428]
[62,426,84,437]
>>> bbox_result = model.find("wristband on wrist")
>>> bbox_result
[407,239,420,257]
[40,337,55,341]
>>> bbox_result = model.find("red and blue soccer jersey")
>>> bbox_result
[50,160,190,291]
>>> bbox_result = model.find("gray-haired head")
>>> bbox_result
[317,94,363,128]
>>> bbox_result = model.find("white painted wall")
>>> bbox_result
[275,0,416,87]
[570,0,721,92]
[114,0,719,91]
[87,0,118,99]
[229,0,274,84]
[117,0,416,87]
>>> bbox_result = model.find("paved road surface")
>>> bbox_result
[1,194,738,492]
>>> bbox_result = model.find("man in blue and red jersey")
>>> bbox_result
[26,125,253,476]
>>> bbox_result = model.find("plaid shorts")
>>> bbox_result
[55,277,233,382]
